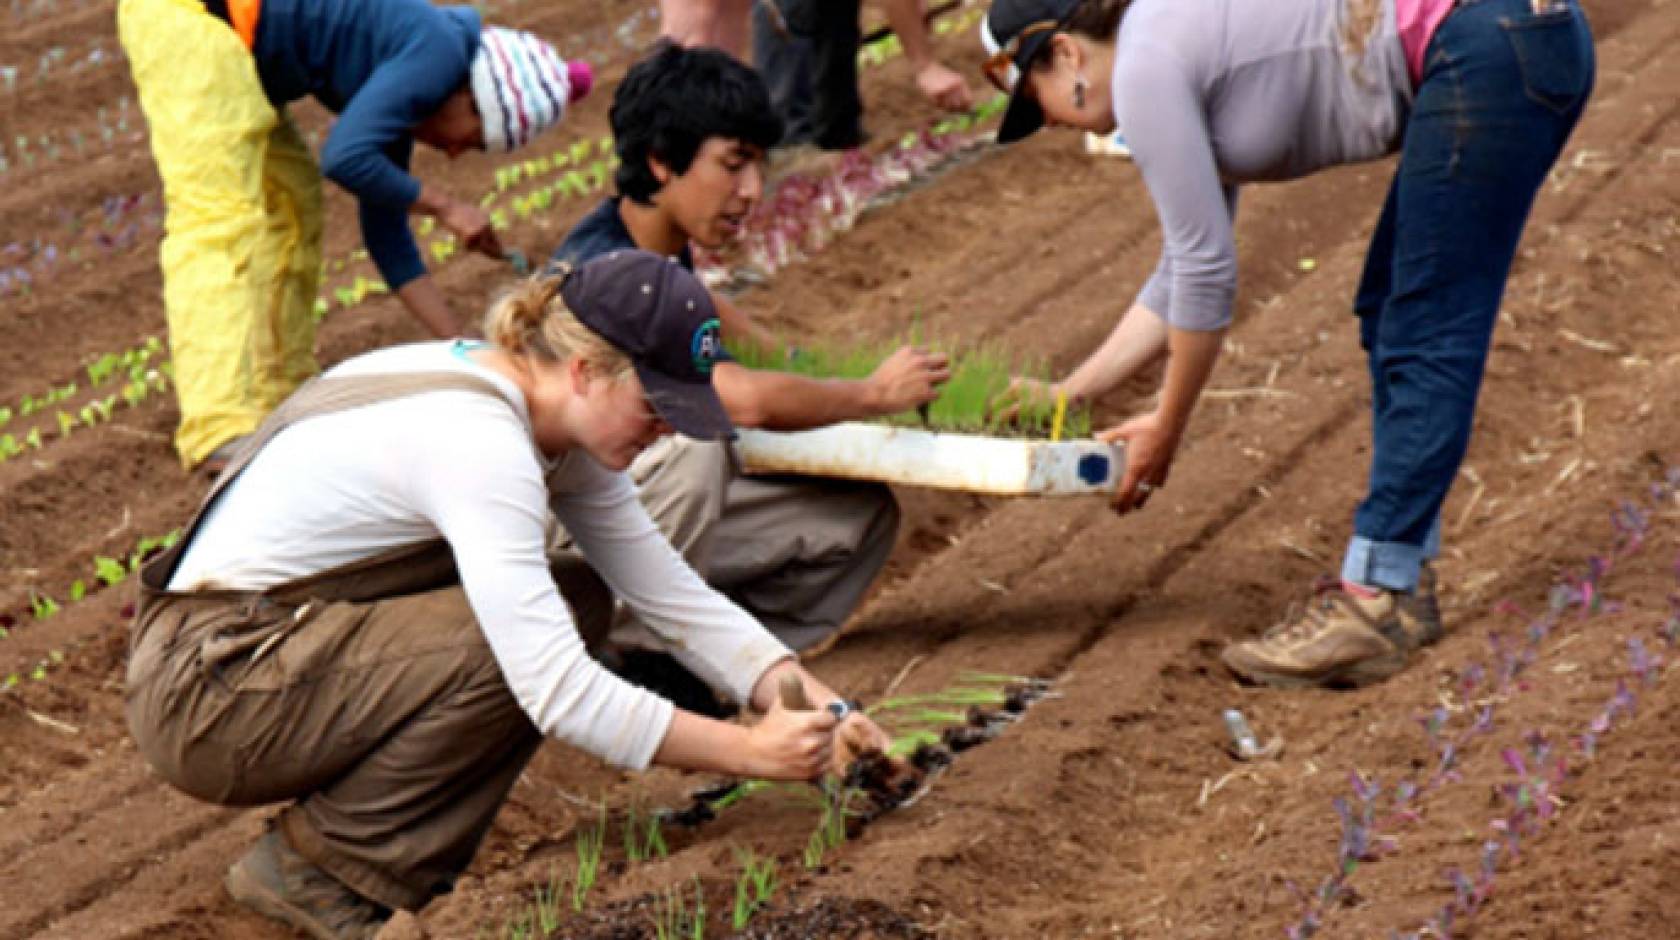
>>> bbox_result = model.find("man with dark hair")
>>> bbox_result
[550,43,949,715]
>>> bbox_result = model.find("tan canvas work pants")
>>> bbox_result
[557,435,900,654]
[127,372,613,912]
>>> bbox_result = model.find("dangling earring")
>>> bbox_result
[1073,74,1087,109]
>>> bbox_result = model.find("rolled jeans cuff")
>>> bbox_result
[1341,532,1438,593]
[1342,538,1424,592]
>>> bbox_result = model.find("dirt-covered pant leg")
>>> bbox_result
[708,472,900,653]
[127,576,613,912]
[118,0,323,467]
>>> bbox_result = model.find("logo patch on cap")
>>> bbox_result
[690,318,723,375]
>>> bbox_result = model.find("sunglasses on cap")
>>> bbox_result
[981,19,1062,93]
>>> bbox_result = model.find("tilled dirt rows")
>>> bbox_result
[3,0,1679,936]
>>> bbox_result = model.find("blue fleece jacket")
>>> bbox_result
[252,0,480,290]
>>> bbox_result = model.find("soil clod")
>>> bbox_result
[940,725,992,752]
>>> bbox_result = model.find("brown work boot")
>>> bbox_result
[1395,562,1444,650]
[1222,585,1410,688]
[225,829,390,940]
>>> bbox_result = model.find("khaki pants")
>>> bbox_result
[127,545,613,911]
[556,436,900,654]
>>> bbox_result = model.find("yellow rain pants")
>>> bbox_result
[118,0,323,467]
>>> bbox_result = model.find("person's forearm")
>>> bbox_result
[396,274,466,338]
[715,365,881,430]
[1158,325,1224,434]
[1060,301,1169,402]
[654,710,763,775]
[876,0,936,68]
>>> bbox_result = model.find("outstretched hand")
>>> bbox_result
[437,198,504,260]
[746,695,837,781]
[867,346,951,416]
[989,376,1062,427]
[1099,410,1180,514]
[915,61,976,112]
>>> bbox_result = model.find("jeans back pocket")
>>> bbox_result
[1502,7,1595,114]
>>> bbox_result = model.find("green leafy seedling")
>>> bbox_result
[572,806,605,911]
[530,865,564,935]
[730,848,778,929]
[651,878,706,940]
[94,555,127,587]
[30,593,59,620]
[623,798,669,862]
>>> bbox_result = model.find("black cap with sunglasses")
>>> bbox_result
[981,0,1083,143]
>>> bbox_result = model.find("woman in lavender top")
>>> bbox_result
[982,0,1593,687]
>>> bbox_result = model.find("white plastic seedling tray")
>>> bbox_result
[734,422,1126,497]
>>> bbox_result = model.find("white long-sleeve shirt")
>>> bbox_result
[170,341,791,769]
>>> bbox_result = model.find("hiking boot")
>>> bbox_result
[225,829,390,940]
[1221,586,1411,689]
[1395,562,1444,650]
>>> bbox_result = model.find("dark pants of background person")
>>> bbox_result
[1344,0,1594,592]
[751,0,865,149]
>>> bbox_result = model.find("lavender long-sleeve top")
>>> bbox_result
[1118,0,1415,331]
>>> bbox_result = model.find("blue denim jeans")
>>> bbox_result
[1343,0,1594,591]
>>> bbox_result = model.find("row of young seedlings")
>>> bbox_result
[312,137,620,319]
[0,38,121,95]
[855,2,988,68]
[0,337,170,465]
[1285,474,1680,938]
[3,0,102,20]
[483,671,1050,938]
[0,529,179,692]
[10,54,999,445]
[2,139,618,458]
[730,334,1093,439]
[5,138,612,422]
[0,192,158,298]
[0,96,136,179]
[694,93,1009,291]
[10,15,987,309]
[322,87,1000,322]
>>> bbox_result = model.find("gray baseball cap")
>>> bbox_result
[560,249,733,440]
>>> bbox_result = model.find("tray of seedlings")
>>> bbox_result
[730,342,1125,497]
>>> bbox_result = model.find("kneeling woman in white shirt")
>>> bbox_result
[127,249,888,936]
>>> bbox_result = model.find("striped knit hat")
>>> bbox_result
[470,28,594,153]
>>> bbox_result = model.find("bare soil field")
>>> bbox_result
[3,0,1679,936]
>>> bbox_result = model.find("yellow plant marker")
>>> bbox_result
[1050,390,1068,442]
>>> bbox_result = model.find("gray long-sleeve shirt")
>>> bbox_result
[1118,0,1415,330]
